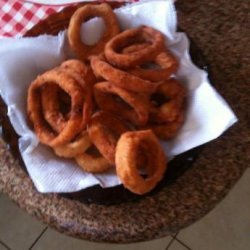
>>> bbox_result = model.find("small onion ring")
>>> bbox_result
[149,79,186,123]
[68,3,120,61]
[41,62,93,133]
[61,59,97,87]
[146,112,185,140]
[94,81,149,126]
[115,130,167,195]
[105,26,165,68]
[90,55,159,94]
[41,84,66,133]
[122,44,178,81]
[53,130,92,158]
[130,51,179,82]
[75,145,113,173]
[27,69,84,147]
[88,111,130,164]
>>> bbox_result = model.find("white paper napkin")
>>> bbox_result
[0,0,237,193]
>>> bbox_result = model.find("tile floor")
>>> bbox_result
[0,168,249,250]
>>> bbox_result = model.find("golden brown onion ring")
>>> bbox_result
[41,84,67,133]
[94,81,149,126]
[68,3,120,61]
[115,130,167,195]
[41,62,93,133]
[105,26,165,68]
[146,112,185,140]
[149,79,186,123]
[75,145,113,173]
[122,44,178,81]
[88,111,130,164]
[53,130,92,158]
[27,69,84,147]
[61,59,97,87]
[129,51,178,82]
[90,55,158,94]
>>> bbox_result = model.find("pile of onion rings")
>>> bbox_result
[27,3,187,195]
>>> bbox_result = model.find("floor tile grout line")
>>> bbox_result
[175,236,193,250]
[0,240,11,250]
[172,232,179,239]
[29,226,48,250]
[165,236,175,250]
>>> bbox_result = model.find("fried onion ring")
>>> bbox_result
[41,62,93,133]
[90,55,158,94]
[105,26,165,68]
[41,84,67,133]
[61,59,97,87]
[146,112,185,140]
[68,3,120,61]
[130,51,178,82]
[149,79,186,123]
[88,111,130,164]
[53,130,92,158]
[27,69,84,147]
[75,145,113,173]
[94,81,149,126]
[115,130,167,195]
[122,44,178,81]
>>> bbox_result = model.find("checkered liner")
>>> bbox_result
[0,0,64,37]
[0,0,139,37]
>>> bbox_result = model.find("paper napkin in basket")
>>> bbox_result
[0,0,237,193]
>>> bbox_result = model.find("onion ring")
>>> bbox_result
[61,59,97,87]
[68,3,120,61]
[121,43,148,54]
[149,79,186,123]
[53,130,92,158]
[146,112,185,140]
[122,44,178,81]
[105,26,165,68]
[94,81,149,126]
[115,130,167,195]
[90,55,158,94]
[75,145,113,173]
[130,51,178,82]
[88,111,130,164]
[41,84,67,133]
[41,62,93,133]
[27,69,84,147]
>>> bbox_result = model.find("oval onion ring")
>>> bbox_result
[105,26,165,68]
[41,84,67,133]
[129,51,179,82]
[115,130,167,195]
[94,81,149,126]
[149,79,186,123]
[146,112,185,140]
[27,69,84,147]
[53,130,92,158]
[75,145,113,173]
[61,59,97,87]
[90,55,159,94]
[123,44,179,81]
[88,111,130,164]
[68,3,120,61]
[41,61,93,133]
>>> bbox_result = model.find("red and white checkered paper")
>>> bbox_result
[0,0,138,37]
[0,0,64,37]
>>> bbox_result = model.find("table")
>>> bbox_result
[0,0,248,243]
